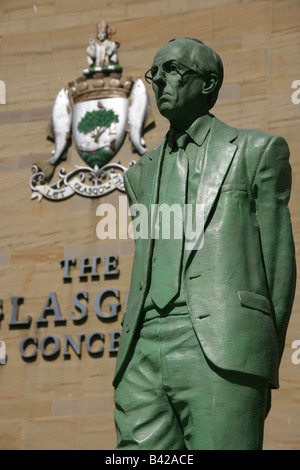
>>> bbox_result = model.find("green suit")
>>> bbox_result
[113,115,296,449]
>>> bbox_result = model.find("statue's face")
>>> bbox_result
[151,41,206,128]
[97,28,107,41]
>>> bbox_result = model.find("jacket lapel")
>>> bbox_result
[190,117,237,252]
[142,137,168,279]
[148,137,168,206]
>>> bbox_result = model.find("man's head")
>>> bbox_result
[97,20,108,42]
[145,38,223,130]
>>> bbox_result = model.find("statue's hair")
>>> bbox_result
[169,37,224,110]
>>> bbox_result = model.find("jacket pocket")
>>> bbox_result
[237,290,271,315]
[221,183,247,192]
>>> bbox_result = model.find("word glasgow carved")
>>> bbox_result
[9,289,121,327]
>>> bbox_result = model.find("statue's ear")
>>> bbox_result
[202,73,218,96]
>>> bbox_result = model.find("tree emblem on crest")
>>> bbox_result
[77,108,119,143]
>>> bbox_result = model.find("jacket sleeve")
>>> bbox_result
[253,135,296,361]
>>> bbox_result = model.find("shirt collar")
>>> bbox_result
[167,113,213,150]
[185,112,213,146]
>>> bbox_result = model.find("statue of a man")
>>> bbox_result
[86,19,118,67]
[113,37,296,450]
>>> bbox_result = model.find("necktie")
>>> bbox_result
[150,132,189,310]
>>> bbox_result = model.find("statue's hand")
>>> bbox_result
[89,35,95,46]
[106,42,116,57]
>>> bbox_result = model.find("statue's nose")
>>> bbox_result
[152,67,165,85]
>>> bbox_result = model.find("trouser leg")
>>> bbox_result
[114,316,185,450]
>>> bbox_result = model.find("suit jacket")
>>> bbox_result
[113,116,296,389]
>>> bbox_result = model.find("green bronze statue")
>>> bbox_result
[113,37,296,450]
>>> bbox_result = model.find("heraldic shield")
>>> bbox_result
[72,96,129,169]
[30,19,153,202]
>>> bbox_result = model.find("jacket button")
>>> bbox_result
[126,323,130,333]
[139,281,143,290]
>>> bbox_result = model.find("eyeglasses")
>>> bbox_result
[144,60,201,84]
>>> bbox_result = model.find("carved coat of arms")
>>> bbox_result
[30,20,153,201]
